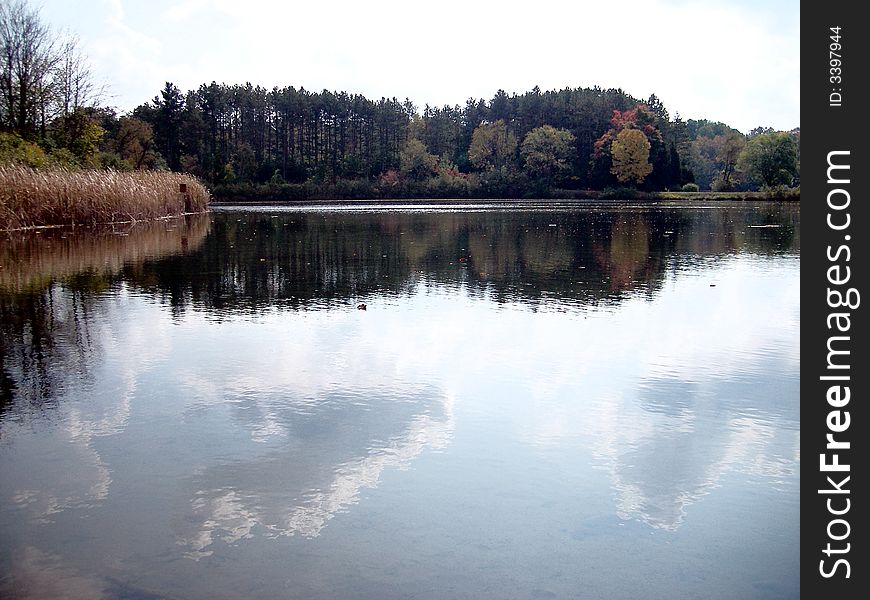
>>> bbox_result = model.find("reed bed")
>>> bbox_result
[0,166,210,230]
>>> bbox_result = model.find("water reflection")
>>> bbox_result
[5,547,111,599]
[180,389,454,557]
[0,214,210,293]
[512,252,799,531]
[123,203,797,314]
[0,215,209,417]
[0,204,799,599]
[593,371,799,530]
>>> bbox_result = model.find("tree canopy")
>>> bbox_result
[520,125,576,184]
[737,131,799,189]
[610,129,652,185]
[468,120,518,173]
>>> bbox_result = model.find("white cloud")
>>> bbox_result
[40,0,798,130]
[162,0,209,22]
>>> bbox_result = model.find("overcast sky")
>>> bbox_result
[39,0,799,133]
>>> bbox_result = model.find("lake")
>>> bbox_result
[0,202,800,599]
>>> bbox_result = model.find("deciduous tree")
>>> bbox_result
[49,106,104,163]
[520,124,575,184]
[737,131,798,189]
[712,131,745,190]
[591,104,665,188]
[114,116,156,169]
[1,1,99,141]
[54,35,101,116]
[1,0,58,138]
[468,119,517,172]
[399,138,437,180]
[610,128,652,185]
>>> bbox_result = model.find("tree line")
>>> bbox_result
[2,0,799,197]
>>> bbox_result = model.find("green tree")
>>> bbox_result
[0,131,49,166]
[689,135,717,190]
[49,106,104,163]
[399,138,437,180]
[468,119,517,172]
[520,125,575,184]
[140,82,185,171]
[690,130,745,191]
[610,128,652,185]
[737,131,798,189]
[421,104,461,163]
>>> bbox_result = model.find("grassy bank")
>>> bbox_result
[1,166,210,231]
[653,189,800,202]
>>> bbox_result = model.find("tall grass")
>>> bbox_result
[0,165,210,230]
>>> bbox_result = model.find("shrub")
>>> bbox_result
[681,183,700,193]
[0,133,52,169]
[763,185,800,200]
[600,186,640,200]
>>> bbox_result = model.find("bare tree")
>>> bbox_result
[54,34,103,116]
[1,0,100,139]
[1,0,58,137]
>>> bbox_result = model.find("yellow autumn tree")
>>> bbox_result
[610,128,652,185]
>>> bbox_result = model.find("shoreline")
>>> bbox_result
[210,193,800,208]
[1,210,211,233]
[3,196,800,232]
[209,187,799,205]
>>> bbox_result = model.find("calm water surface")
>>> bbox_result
[0,203,799,599]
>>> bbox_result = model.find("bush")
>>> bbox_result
[600,186,640,200]
[0,133,52,169]
[681,183,700,193]
[763,185,800,200]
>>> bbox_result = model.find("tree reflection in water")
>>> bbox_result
[0,203,799,600]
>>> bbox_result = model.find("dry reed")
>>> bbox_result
[0,166,210,230]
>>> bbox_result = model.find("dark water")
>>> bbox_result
[0,202,799,599]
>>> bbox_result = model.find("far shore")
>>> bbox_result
[209,190,800,206]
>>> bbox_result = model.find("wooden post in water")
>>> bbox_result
[180,183,192,213]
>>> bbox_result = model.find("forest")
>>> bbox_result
[2,0,799,200]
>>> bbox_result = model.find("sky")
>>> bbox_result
[38,0,799,133]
